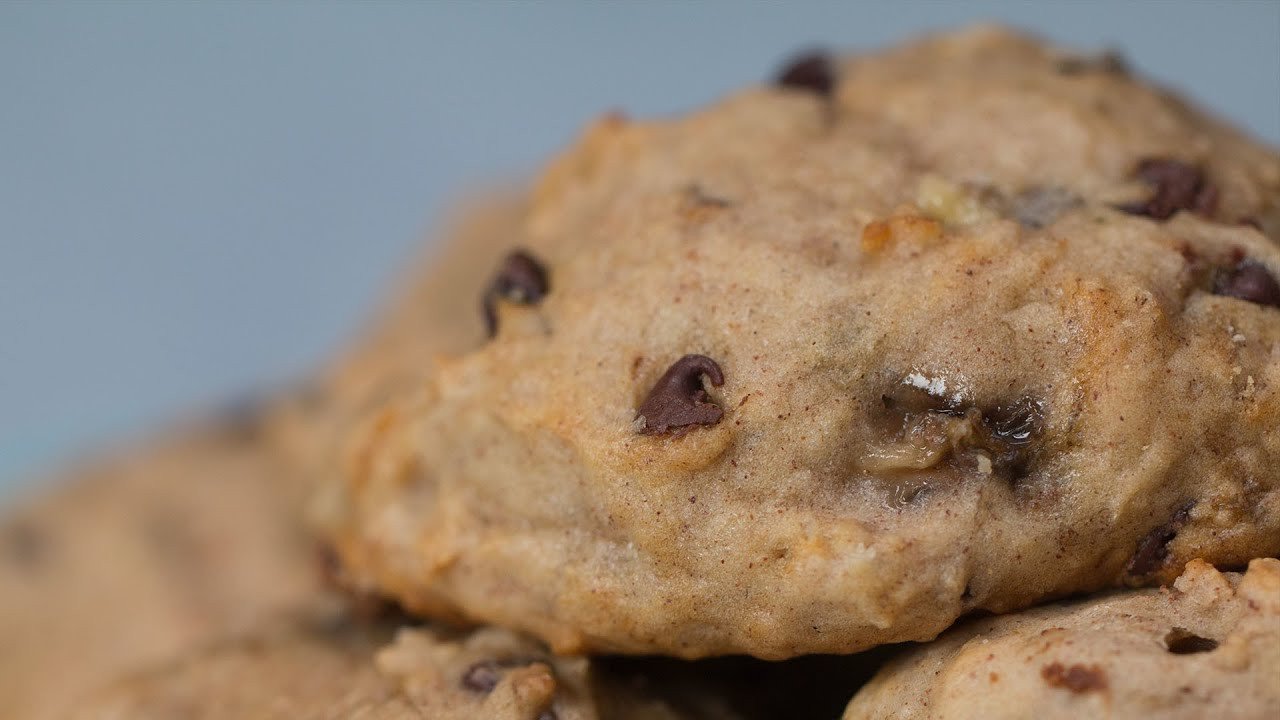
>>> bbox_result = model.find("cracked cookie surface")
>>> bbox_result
[319,26,1280,659]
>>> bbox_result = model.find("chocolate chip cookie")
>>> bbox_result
[843,558,1280,719]
[318,25,1280,659]
[69,614,831,720]
[0,421,324,720]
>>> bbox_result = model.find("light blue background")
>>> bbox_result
[2,2,1278,495]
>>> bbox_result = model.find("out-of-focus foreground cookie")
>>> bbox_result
[319,24,1280,659]
[68,613,872,720]
[0,421,323,720]
[843,559,1280,720]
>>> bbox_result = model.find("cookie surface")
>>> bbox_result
[320,25,1280,658]
[0,422,324,720]
[843,558,1280,719]
[69,614,846,720]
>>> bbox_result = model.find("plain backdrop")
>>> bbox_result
[2,1,1278,494]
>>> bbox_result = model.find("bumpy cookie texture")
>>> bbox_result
[71,614,825,720]
[843,559,1280,719]
[0,421,324,720]
[321,25,1280,659]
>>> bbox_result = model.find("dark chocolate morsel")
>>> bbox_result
[1126,504,1192,578]
[482,250,550,337]
[1164,628,1219,655]
[775,51,835,97]
[1213,259,1280,308]
[1117,158,1217,221]
[461,661,503,693]
[636,355,726,435]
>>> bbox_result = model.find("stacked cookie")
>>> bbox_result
[3,25,1277,719]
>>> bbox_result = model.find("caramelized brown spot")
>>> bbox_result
[483,250,550,336]
[775,51,835,97]
[1126,504,1192,578]
[636,355,725,435]
[1041,662,1108,693]
[1118,158,1217,220]
[1213,260,1280,308]
[1164,628,1219,655]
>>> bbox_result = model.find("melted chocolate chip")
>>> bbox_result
[1213,260,1280,308]
[461,661,503,693]
[636,355,725,435]
[1126,504,1192,578]
[1041,662,1107,693]
[1118,158,1217,220]
[1164,628,1219,655]
[879,383,1044,480]
[775,51,835,96]
[483,250,550,337]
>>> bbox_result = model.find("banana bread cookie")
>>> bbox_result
[319,25,1280,659]
[843,558,1280,719]
[0,421,324,720]
[69,613,861,720]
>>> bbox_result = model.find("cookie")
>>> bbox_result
[842,558,1280,719]
[0,421,324,720]
[318,25,1280,659]
[65,616,419,720]
[68,613,867,720]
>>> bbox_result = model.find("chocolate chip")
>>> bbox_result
[483,250,550,337]
[636,355,726,435]
[1213,260,1280,308]
[1056,50,1129,75]
[775,51,835,96]
[1164,628,1219,655]
[1126,504,1192,578]
[878,383,1044,480]
[1041,662,1107,693]
[538,712,558,720]
[3,521,48,570]
[1117,158,1217,220]
[461,661,503,693]
[217,394,267,442]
